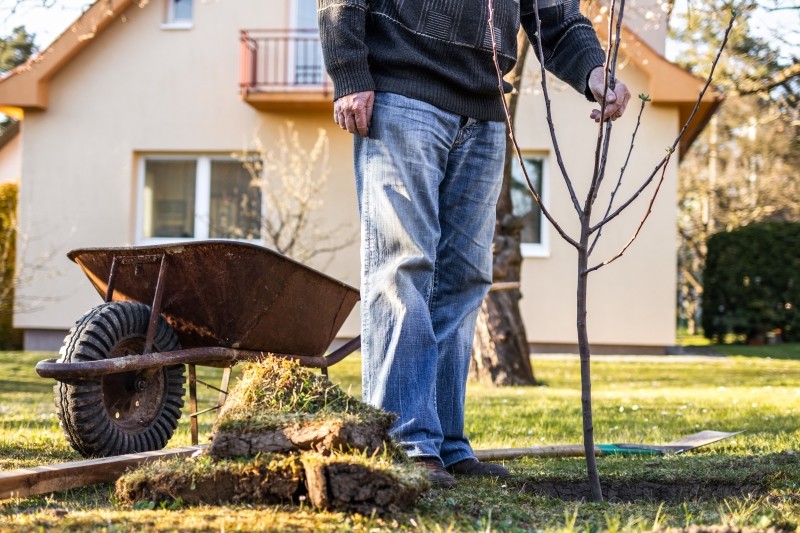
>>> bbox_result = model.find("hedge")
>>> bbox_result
[702,221,800,343]
[0,182,22,349]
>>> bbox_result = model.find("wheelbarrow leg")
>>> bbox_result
[186,365,232,446]
[218,366,232,408]
[143,254,169,355]
[189,364,198,445]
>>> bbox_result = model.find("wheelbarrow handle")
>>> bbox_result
[35,336,362,380]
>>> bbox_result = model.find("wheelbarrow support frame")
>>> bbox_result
[36,242,362,449]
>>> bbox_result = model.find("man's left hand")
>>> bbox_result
[588,66,631,123]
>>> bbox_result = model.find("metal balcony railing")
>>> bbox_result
[240,29,332,96]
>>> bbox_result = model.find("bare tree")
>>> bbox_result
[487,0,735,501]
[235,122,355,265]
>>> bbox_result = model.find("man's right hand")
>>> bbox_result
[334,90,375,137]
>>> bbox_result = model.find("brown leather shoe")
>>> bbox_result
[414,457,458,488]
[446,458,511,478]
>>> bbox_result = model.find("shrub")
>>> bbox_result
[702,221,800,343]
[0,182,21,349]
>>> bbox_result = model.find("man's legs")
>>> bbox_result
[432,117,505,468]
[355,92,504,466]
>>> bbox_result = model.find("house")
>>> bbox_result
[0,0,719,353]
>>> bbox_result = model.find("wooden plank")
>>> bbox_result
[0,445,206,500]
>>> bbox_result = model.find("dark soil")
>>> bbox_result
[303,458,428,514]
[520,477,768,503]
[520,452,798,503]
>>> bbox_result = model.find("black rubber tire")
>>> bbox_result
[54,301,186,457]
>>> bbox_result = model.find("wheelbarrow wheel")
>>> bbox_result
[54,301,186,457]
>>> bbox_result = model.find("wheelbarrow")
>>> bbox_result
[35,240,361,458]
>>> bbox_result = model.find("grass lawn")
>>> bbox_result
[0,346,798,532]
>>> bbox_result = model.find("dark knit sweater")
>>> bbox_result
[317,0,607,121]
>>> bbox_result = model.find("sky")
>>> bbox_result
[0,0,91,49]
[668,0,799,62]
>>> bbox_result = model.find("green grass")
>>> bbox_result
[0,348,798,532]
[715,342,800,360]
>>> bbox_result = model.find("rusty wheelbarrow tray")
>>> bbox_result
[35,240,361,458]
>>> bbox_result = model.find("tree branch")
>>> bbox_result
[585,151,671,273]
[487,0,579,249]
[590,12,737,235]
[526,1,584,217]
[589,98,647,256]
[585,0,625,213]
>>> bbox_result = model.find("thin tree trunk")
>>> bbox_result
[576,236,602,501]
[470,29,536,386]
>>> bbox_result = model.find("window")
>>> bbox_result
[510,155,549,257]
[164,0,193,27]
[139,155,261,242]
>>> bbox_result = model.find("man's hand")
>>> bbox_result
[587,66,631,123]
[334,90,375,137]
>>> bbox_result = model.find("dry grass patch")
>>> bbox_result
[115,358,427,514]
[209,358,396,458]
[115,453,304,506]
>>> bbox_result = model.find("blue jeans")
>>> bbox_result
[355,92,505,467]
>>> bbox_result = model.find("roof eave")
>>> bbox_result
[0,0,137,111]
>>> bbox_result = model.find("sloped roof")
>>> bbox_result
[0,0,138,112]
[0,0,719,158]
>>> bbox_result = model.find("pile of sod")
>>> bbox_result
[208,356,396,458]
[115,358,429,513]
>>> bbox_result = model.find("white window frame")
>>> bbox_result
[136,154,262,245]
[513,153,550,259]
[162,0,194,30]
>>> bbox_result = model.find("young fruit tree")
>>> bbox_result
[487,0,736,501]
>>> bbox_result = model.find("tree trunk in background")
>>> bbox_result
[470,30,536,386]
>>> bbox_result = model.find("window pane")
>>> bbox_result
[209,160,262,239]
[510,158,543,245]
[144,160,196,238]
[172,0,193,21]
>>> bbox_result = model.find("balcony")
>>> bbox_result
[239,29,333,112]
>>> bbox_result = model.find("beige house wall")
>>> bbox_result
[15,0,297,331]
[14,0,678,350]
